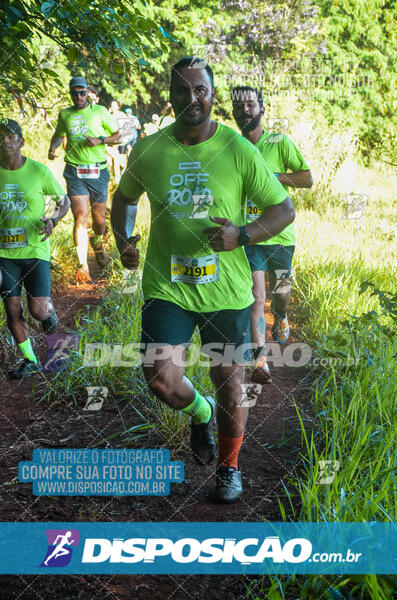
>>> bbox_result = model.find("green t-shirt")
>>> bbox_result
[55,104,118,166]
[0,158,65,261]
[119,123,288,312]
[246,131,309,246]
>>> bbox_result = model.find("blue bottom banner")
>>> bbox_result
[0,522,395,574]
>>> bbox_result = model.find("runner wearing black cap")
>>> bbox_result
[0,118,70,378]
[48,77,119,283]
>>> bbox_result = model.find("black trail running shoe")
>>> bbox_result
[213,466,243,504]
[8,359,42,380]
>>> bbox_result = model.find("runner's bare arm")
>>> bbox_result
[232,196,295,245]
[39,195,71,241]
[48,134,63,160]
[204,197,295,251]
[277,170,313,188]
[85,131,120,147]
[111,188,140,262]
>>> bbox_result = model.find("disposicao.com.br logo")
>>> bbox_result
[80,536,362,566]
[35,530,364,573]
[0,522,388,575]
[82,536,312,564]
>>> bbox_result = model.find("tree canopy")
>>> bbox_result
[0,0,169,98]
[0,0,395,162]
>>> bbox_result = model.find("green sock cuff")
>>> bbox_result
[93,233,102,245]
[18,338,38,364]
[182,389,212,425]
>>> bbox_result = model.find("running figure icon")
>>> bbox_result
[44,531,75,565]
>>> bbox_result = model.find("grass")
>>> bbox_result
[250,166,397,598]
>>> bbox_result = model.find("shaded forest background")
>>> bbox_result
[0,0,396,165]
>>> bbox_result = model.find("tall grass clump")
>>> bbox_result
[251,163,397,599]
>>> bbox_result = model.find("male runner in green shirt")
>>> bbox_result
[232,86,313,384]
[48,77,119,283]
[0,118,70,378]
[111,58,295,503]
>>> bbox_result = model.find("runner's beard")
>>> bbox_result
[178,104,212,127]
[239,113,261,133]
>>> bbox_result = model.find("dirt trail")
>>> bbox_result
[0,268,312,599]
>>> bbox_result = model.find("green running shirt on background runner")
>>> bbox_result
[0,158,65,261]
[119,123,288,313]
[245,131,309,246]
[55,104,118,167]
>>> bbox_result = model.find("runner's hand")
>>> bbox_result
[121,234,140,270]
[39,217,55,241]
[85,136,102,147]
[203,217,240,251]
[48,149,57,160]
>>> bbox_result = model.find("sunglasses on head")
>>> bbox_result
[71,90,87,97]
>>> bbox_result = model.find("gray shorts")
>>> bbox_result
[63,164,110,204]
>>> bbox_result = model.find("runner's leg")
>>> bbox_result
[90,200,109,267]
[91,200,107,238]
[28,297,54,324]
[199,305,251,502]
[245,246,271,382]
[70,194,90,270]
[250,271,271,383]
[143,348,215,465]
[267,245,295,344]
[141,299,215,464]
[0,259,38,367]
[88,168,110,268]
[268,270,291,318]
[3,297,41,377]
[250,270,266,355]
[24,259,57,334]
[210,362,247,453]
[4,297,30,344]
[143,347,195,409]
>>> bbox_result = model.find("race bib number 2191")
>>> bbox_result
[171,254,219,285]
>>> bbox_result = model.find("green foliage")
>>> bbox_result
[124,0,324,112]
[0,0,168,99]
[1,0,395,163]
[245,573,396,599]
[250,176,397,598]
[317,0,397,163]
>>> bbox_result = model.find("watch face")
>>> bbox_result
[238,229,250,246]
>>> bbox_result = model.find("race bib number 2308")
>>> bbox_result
[246,199,262,221]
[76,165,100,179]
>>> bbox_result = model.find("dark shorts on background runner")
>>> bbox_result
[0,258,51,298]
[245,244,295,273]
[63,164,110,203]
[141,298,252,351]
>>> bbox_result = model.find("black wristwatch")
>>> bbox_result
[238,226,251,246]
[50,217,57,228]
[99,136,105,144]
